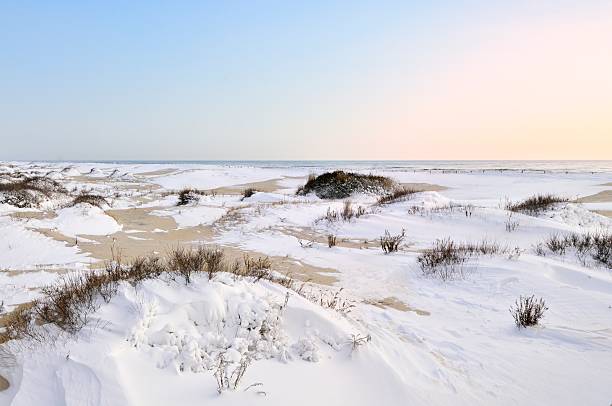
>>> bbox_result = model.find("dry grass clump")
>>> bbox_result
[380,230,405,253]
[510,295,547,328]
[68,192,109,208]
[0,176,66,208]
[506,194,568,215]
[377,188,418,205]
[327,234,337,248]
[241,188,257,201]
[232,255,273,281]
[417,239,506,280]
[540,232,611,268]
[296,170,396,199]
[317,201,367,223]
[168,246,226,283]
[505,213,519,232]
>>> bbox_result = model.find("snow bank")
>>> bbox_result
[30,204,122,237]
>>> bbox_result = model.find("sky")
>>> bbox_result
[1,1,611,161]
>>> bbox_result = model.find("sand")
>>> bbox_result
[576,190,612,203]
[400,182,447,192]
[0,375,8,391]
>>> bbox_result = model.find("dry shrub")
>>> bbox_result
[327,234,337,248]
[541,232,611,268]
[510,295,547,328]
[380,229,405,254]
[507,194,568,215]
[317,201,367,223]
[215,352,252,393]
[418,239,506,280]
[233,255,272,281]
[168,246,225,283]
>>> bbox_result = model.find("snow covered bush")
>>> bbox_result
[176,188,201,206]
[296,171,396,199]
[0,175,66,208]
[68,192,109,209]
[510,295,548,328]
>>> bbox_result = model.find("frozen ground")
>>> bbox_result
[0,161,611,406]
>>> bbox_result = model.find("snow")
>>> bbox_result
[29,204,122,238]
[0,216,88,271]
[1,161,611,406]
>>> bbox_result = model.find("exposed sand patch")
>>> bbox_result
[576,190,612,203]
[600,182,612,187]
[217,245,338,285]
[210,178,284,195]
[136,168,178,177]
[365,296,430,315]
[0,374,9,391]
[400,182,447,192]
[30,206,336,284]
[593,210,612,218]
[9,211,55,221]
[283,227,373,250]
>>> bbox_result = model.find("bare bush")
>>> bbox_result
[539,232,611,268]
[380,229,405,254]
[215,352,253,393]
[327,234,337,248]
[510,295,547,328]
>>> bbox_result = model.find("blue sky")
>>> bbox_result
[1,1,610,160]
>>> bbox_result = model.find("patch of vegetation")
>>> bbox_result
[0,176,66,208]
[510,295,547,328]
[296,170,396,199]
[241,188,257,201]
[317,201,367,223]
[177,188,201,206]
[417,239,507,280]
[506,194,568,215]
[380,229,405,254]
[376,188,418,205]
[505,213,519,232]
[327,234,337,248]
[68,192,109,209]
[540,232,611,268]
[0,247,281,344]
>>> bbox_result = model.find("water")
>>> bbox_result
[33,160,612,174]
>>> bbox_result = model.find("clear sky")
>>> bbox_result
[1,1,611,160]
